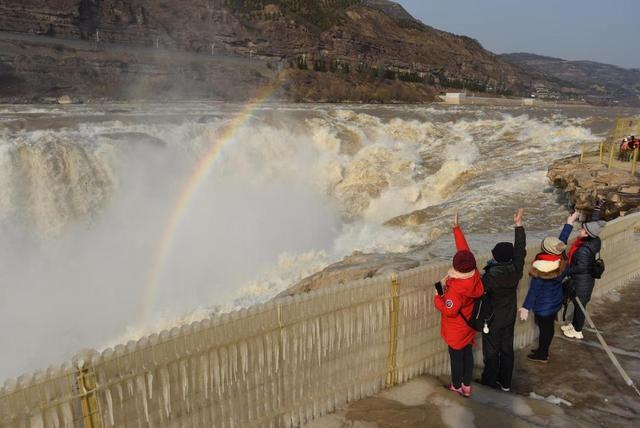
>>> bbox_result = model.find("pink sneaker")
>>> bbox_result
[447,384,464,396]
[461,384,472,397]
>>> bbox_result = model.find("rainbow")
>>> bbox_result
[141,83,280,323]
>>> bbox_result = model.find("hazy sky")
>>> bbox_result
[396,0,639,69]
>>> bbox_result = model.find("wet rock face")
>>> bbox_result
[548,156,640,220]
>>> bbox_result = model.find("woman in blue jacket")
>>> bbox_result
[518,212,575,362]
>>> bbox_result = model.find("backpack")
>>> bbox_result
[460,293,494,333]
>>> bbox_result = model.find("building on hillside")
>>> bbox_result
[444,92,466,104]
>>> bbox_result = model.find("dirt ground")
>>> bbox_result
[305,282,640,427]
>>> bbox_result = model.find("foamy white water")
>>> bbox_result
[0,102,632,379]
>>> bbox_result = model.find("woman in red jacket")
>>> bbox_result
[434,212,485,397]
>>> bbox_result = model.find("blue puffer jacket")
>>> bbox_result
[522,261,567,316]
[522,224,571,317]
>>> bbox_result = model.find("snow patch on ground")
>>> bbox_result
[378,378,434,406]
[430,394,475,428]
[529,392,573,407]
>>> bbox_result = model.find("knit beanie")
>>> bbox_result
[453,250,477,273]
[583,220,606,238]
[541,237,566,255]
[492,242,514,263]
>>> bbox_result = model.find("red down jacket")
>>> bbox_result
[434,226,485,350]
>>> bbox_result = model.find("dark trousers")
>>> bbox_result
[535,313,556,358]
[448,344,473,388]
[481,323,515,388]
[571,295,591,332]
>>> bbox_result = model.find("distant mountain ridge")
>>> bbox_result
[502,52,640,106]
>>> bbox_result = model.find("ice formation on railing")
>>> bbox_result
[1,214,640,427]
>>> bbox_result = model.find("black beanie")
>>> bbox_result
[492,242,514,263]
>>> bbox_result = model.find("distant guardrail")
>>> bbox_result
[2,214,639,427]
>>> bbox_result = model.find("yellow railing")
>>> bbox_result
[2,214,640,427]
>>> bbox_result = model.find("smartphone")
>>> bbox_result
[434,281,444,296]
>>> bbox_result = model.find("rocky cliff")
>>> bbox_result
[548,156,640,220]
[502,53,640,106]
[0,0,542,102]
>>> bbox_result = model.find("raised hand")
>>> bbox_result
[453,211,459,227]
[514,208,524,227]
[567,211,580,225]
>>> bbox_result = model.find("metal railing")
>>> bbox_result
[2,213,640,427]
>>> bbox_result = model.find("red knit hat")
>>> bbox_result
[453,250,476,273]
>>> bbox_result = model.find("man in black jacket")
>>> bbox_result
[480,208,526,392]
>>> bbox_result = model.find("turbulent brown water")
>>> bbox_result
[0,102,637,379]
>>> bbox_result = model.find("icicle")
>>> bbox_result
[265,336,273,374]
[179,360,189,401]
[61,401,74,428]
[136,375,149,423]
[240,341,249,376]
[200,355,209,400]
[281,328,288,363]
[146,371,154,400]
[219,347,228,392]
[272,332,280,373]
[104,388,115,426]
[159,367,172,418]
[116,383,124,403]
[315,318,322,366]
[45,407,60,428]
[230,344,238,382]
[30,413,44,428]
[211,350,221,396]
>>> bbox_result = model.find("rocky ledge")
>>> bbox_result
[279,252,420,297]
[548,155,640,220]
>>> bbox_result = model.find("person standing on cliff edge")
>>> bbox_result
[434,212,485,397]
[479,208,526,392]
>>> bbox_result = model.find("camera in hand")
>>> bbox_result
[434,281,444,296]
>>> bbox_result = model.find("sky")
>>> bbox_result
[396,0,640,69]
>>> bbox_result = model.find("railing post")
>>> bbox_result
[608,142,615,169]
[632,148,639,175]
[76,359,103,428]
[580,143,585,164]
[385,273,400,388]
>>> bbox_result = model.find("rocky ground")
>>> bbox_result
[304,281,640,427]
[547,154,640,220]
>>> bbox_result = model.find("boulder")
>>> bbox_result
[548,157,640,220]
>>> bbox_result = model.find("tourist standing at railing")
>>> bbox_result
[561,202,606,340]
[479,208,526,392]
[619,138,628,161]
[518,214,572,363]
[434,212,484,397]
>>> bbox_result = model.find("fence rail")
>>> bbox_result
[2,213,640,427]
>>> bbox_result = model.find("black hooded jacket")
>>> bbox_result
[482,226,526,329]
[568,237,601,298]
[567,206,603,299]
